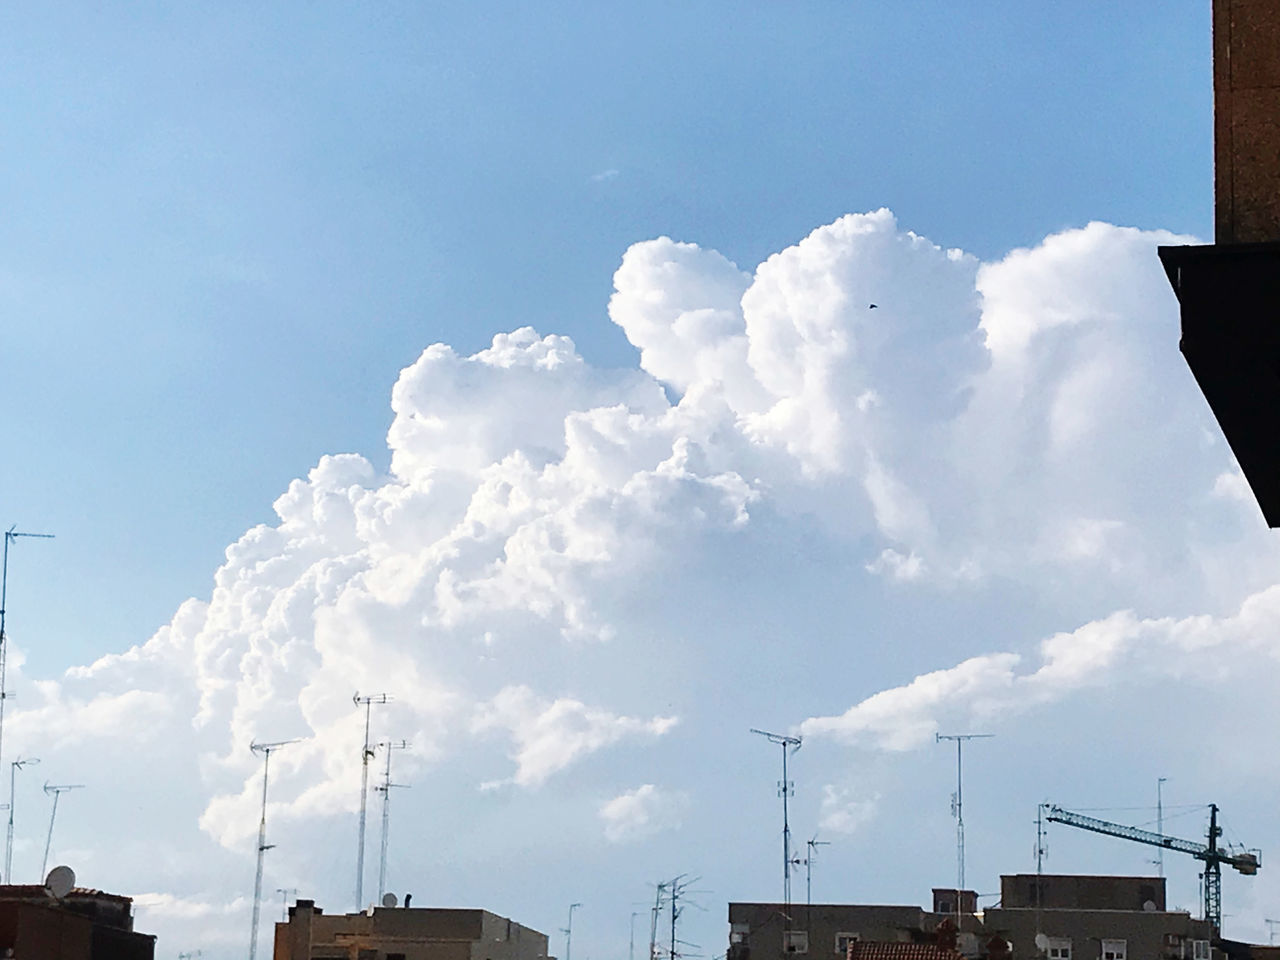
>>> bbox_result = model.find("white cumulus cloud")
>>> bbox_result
[13,209,1280,955]
[599,784,689,843]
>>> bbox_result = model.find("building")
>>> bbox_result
[730,876,1218,960]
[983,875,1214,960]
[729,891,986,960]
[274,900,550,960]
[1159,0,1280,525]
[0,884,155,959]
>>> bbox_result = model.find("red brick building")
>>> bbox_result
[0,884,154,959]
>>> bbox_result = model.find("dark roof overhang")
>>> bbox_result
[1159,242,1280,527]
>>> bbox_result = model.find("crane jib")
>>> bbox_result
[1042,803,1261,935]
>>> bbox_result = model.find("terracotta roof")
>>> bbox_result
[70,888,132,902]
[0,884,131,902]
[848,943,963,960]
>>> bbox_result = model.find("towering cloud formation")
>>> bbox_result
[11,210,1280,955]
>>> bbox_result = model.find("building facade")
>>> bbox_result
[0,884,154,959]
[274,901,550,960]
[984,876,1214,960]
[730,877,1221,960]
[728,898,984,960]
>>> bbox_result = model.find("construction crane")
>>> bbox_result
[1044,803,1259,934]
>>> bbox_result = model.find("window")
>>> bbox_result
[1101,940,1127,960]
[784,931,809,954]
[938,899,953,914]
[1192,941,1211,960]
[835,933,860,956]
[1047,938,1071,960]
[731,923,749,945]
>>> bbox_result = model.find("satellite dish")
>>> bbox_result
[382,892,398,908]
[45,865,75,899]
[1143,900,1157,912]
[1034,934,1050,952]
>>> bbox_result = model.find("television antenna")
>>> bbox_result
[804,833,831,912]
[352,691,390,910]
[1154,777,1168,877]
[649,881,667,960]
[0,527,53,781]
[750,728,801,917]
[40,782,83,879]
[277,887,298,922]
[248,739,300,960]
[5,755,38,882]
[935,732,993,893]
[562,901,582,960]
[374,739,409,902]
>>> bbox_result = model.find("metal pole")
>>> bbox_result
[1157,778,1167,877]
[378,744,392,902]
[0,529,53,786]
[957,738,965,890]
[670,877,679,960]
[358,699,372,909]
[650,884,664,960]
[278,887,297,923]
[6,757,37,882]
[1035,804,1046,952]
[782,741,792,908]
[41,791,58,879]
[249,740,297,960]
[249,757,272,960]
[750,728,801,923]
[353,692,389,910]
[40,783,82,879]
[936,733,992,899]
[564,902,581,960]
[376,740,408,902]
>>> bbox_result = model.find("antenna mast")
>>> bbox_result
[562,901,582,960]
[353,691,390,910]
[248,738,299,960]
[935,732,993,894]
[40,781,83,878]
[277,887,298,922]
[375,739,409,901]
[649,882,666,960]
[805,834,830,914]
[0,527,53,783]
[750,728,802,919]
[5,756,38,882]
[1156,777,1168,877]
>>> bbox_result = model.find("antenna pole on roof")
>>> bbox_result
[936,732,993,896]
[248,739,299,960]
[5,756,39,882]
[352,692,390,911]
[750,728,801,923]
[40,782,83,880]
[0,527,53,785]
[374,739,409,902]
[277,887,298,922]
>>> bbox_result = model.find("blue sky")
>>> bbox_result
[6,4,1272,958]
[1,2,1210,671]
